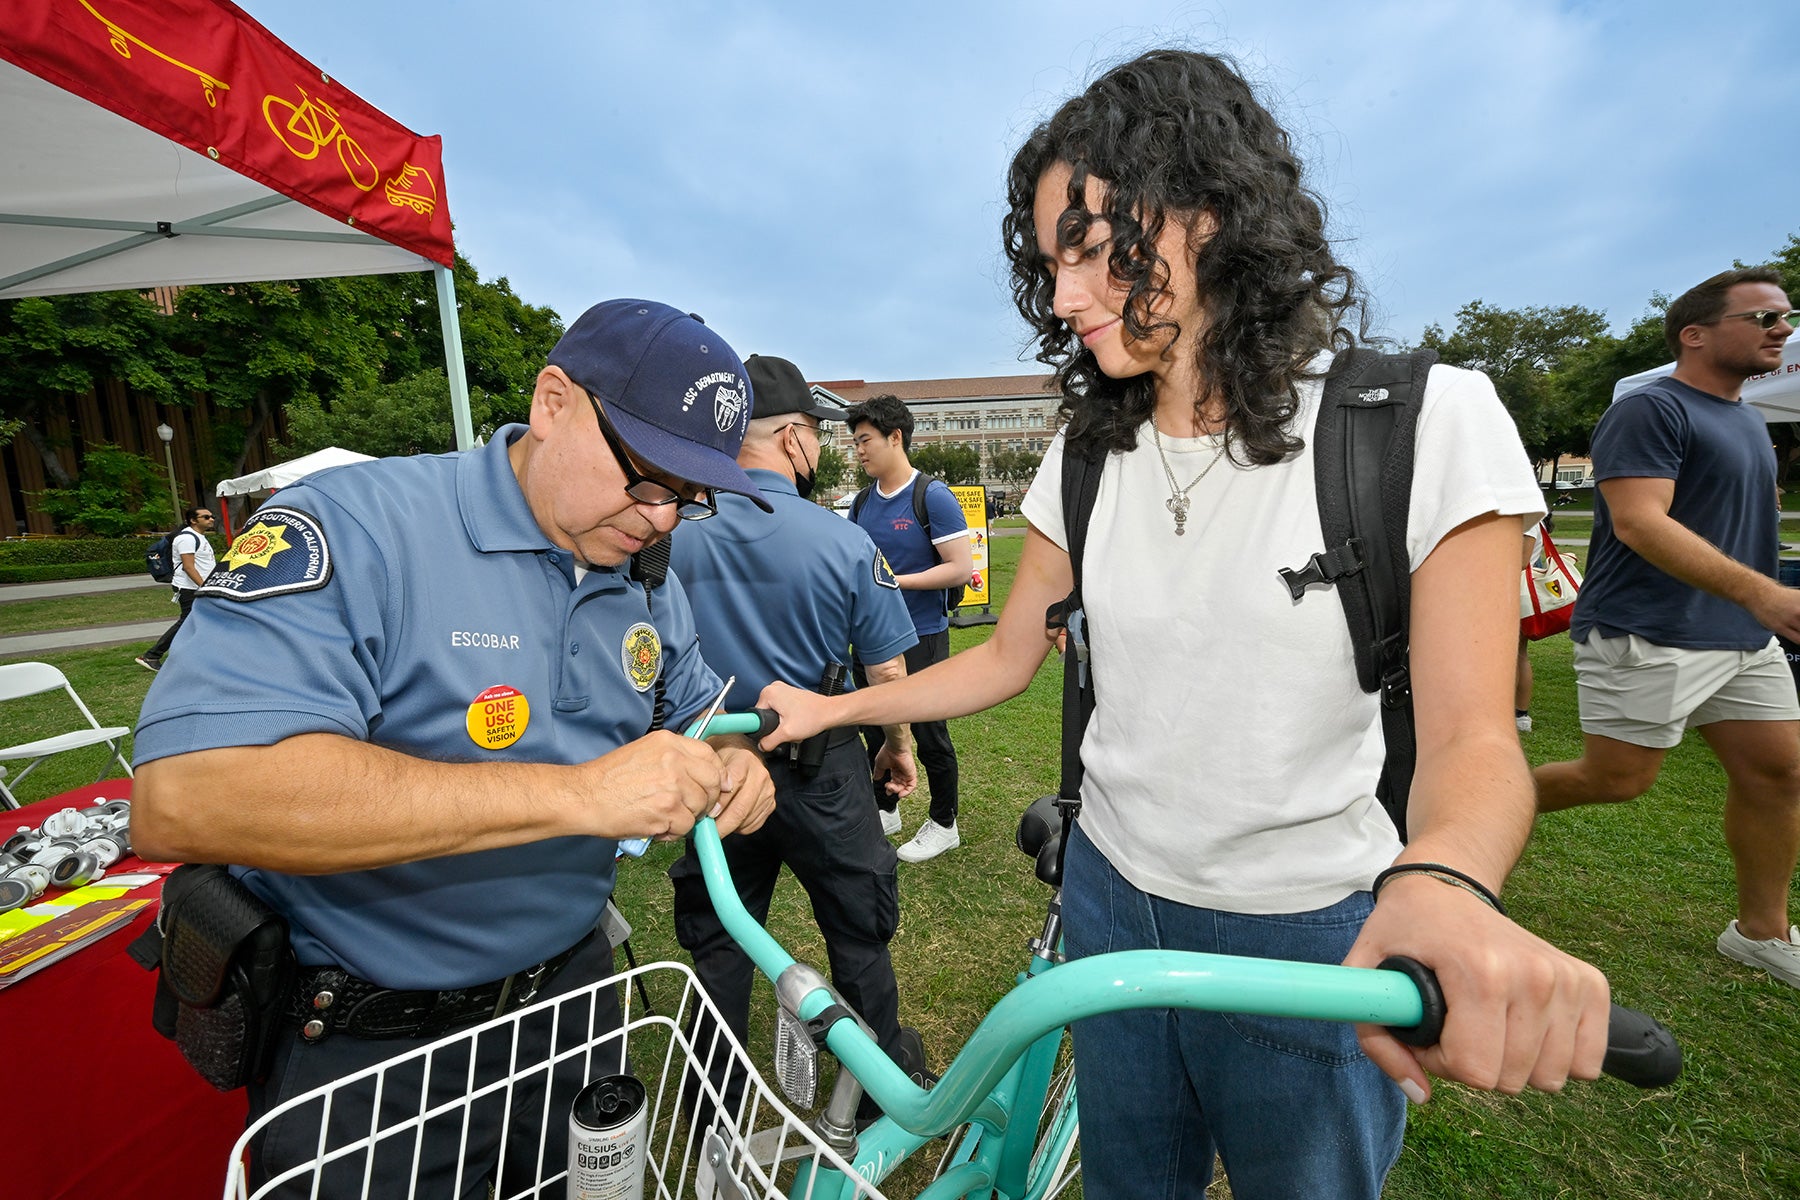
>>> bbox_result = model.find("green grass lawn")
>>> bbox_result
[5,545,1798,1198]
[0,585,174,637]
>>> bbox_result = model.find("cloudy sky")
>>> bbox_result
[245,0,1798,383]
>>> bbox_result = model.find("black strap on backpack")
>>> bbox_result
[1053,347,1434,841]
[1049,442,1106,808]
[1278,347,1434,838]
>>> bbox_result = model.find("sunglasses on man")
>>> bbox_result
[1709,308,1798,331]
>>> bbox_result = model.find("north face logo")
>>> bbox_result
[1356,387,1390,404]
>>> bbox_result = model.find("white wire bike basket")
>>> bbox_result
[224,960,885,1200]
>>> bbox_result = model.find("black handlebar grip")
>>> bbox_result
[1378,956,1682,1089]
[751,708,780,737]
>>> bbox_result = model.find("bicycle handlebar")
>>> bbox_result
[689,711,1681,1132]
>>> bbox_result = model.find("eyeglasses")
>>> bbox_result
[773,421,821,440]
[1710,308,1798,331]
[586,392,716,521]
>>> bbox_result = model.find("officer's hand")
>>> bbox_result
[712,744,776,836]
[756,681,830,752]
[584,730,723,841]
[875,743,917,798]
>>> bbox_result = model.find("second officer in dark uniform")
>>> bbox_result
[668,353,925,1113]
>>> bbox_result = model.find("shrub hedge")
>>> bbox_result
[0,535,225,584]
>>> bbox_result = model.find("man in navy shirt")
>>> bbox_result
[1535,267,1800,988]
[669,353,927,1122]
[847,395,973,862]
[131,300,778,1192]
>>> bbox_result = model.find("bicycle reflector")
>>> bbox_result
[773,1007,819,1108]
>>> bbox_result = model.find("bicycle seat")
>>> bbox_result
[1016,795,1065,887]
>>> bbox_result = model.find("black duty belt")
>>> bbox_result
[286,926,599,1043]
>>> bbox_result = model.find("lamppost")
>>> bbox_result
[156,422,180,520]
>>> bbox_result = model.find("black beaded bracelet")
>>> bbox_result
[1371,862,1507,917]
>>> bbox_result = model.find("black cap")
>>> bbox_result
[746,354,848,421]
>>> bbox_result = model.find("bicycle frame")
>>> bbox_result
[691,712,1427,1198]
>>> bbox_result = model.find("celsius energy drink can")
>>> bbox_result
[568,1074,648,1200]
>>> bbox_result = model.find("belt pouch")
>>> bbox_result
[153,863,295,1091]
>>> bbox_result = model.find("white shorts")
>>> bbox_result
[1573,634,1800,749]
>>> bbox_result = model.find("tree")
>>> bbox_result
[811,443,850,499]
[1419,300,1609,462]
[910,441,982,484]
[0,291,203,486]
[988,447,1043,488]
[34,444,175,535]
[281,369,493,459]
[1542,303,1669,461]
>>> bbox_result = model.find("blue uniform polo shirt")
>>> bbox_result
[670,469,916,710]
[852,472,968,636]
[1574,378,1779,650]
[133,426,722,989]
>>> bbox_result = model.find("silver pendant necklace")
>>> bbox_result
[1151,422,1227,536]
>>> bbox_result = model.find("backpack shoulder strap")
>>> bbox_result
[911,473,935,537]
[1055,439,1107,804]
[1290,346,1434,837]
[848,483,873,524]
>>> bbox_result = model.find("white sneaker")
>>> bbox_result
[1515,714,1533,733]
[1717,920,1800,987]
[880,808,902,838]
[897,820,959,863]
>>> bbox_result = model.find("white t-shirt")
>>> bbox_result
[171,526,217,592]
[1022,360,1545,914]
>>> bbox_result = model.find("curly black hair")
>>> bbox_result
[1001,49,1366,464]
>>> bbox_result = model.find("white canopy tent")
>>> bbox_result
[1611,331,1800,421]
[0,1,475,449]
[216,445,373,497]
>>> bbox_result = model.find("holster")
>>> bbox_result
[134,864,296,1091]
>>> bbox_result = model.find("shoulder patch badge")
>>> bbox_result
[198,506,331,602]
[873,550,899,590]
[622,622,662,692]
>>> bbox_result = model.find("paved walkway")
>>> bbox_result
[0,575,168,657]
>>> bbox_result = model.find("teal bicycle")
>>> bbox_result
[229,710,1681,1200]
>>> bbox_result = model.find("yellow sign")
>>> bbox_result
[221,521,293,570]
[467,684,529,750]
[950,485,992,609]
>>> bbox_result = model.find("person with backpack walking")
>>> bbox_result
[845,395,973,862]
[135,504,217,672]
[756,48,1610,1199]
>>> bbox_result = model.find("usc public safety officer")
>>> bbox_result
[130,300,778,1196]
[668,353,931,1118]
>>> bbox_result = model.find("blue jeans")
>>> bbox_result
[1062,822,1405,1200]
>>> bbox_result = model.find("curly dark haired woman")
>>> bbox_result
[761,49,1610,1198]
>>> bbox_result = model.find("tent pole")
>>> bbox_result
[435,263,475,451]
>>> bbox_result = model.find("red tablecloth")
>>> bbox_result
[4,781,246,1200]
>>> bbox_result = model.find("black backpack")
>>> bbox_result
[1053,348,1434,839]
[146,529,178,583]
[849,473,971,611]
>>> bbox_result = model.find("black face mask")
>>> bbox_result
[786,429,818,500]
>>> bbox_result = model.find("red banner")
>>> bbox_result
[0,0,454,266]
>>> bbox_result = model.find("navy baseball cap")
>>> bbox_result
[746,354,848,421]
[548,300,772,512]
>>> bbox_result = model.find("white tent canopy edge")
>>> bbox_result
[0,56,475,450]
[1610,331,1800,422]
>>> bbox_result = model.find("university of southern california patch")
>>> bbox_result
[198,507,331,601]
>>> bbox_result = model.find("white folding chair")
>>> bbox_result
[0,662,134,810]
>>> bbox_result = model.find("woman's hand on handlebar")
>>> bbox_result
[755,681,833,752]
[1345,874,1611,1102]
